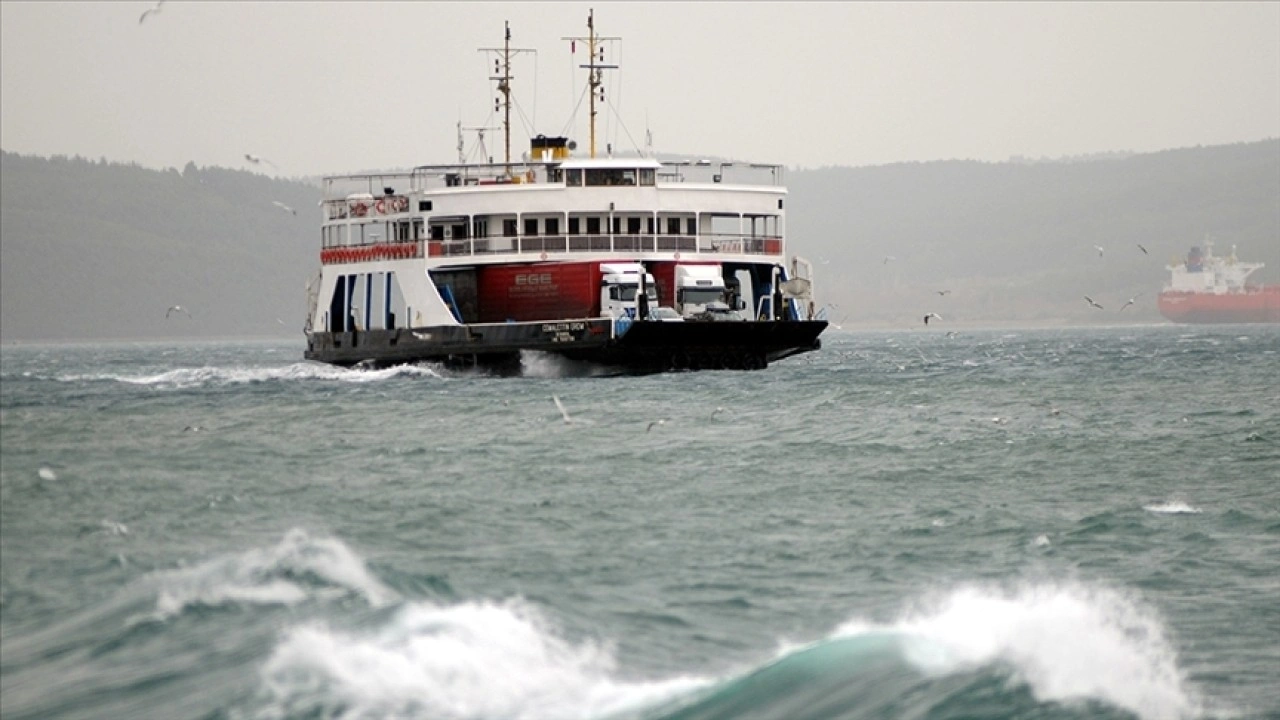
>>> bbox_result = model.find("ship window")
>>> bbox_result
[413,219,424,239]
[503,219,518,237]
[419,200,433,211]
[524,218,538,236]
[687,218,698,235]
[627,217,641,234]
[569,217,580,235]
[639,169,655,186]
[566,169,583,186]
[472,219,488,238]
[667,217,681,235]
[587,217,601,234]
[647,217,654,234]
[546,217,559,235]
[611,217,621,234]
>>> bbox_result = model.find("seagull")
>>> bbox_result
[551,395,573,424]
[1084,296,1104,310]
[138,0,164,24]
[945,331,958,338]
[646,418,667,432]
[711,406,727,420]
[883,255,896,265]
[1094,245,1105,258]
[244,153,277,169]
[1137,243,1149,255]
[923,312,942,325]
[166,305,191,319]
[936,290,951,296]
[272,201,297,216]
[1120,293,1142,311]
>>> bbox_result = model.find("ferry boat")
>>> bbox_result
[1157,240,1280,324]
[304,13,827,373]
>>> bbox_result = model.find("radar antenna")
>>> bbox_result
[479,21,535,172]
[563,8,619,159]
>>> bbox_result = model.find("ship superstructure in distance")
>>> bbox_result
[1157,240,1280,324]
[303,12,827,372]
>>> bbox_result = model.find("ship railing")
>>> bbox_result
[323,160,785,199]
[418,233,784,258]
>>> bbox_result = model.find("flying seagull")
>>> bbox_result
[244,153,277,169]
[883,255,896,265]
[1120,293,1142,311]
[1094,245,1105,258]
[1137,243,1149,255]
[923,312,942,325]
[272,201,297,216]
[711,406,726,420]
[936,290,951,296]
[551,395,573,424]
[166,305,191,319]
[646,418,668,432]
[139,0,164,24]
[1084,296,1104,310]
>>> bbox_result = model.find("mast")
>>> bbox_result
[563,8,619,158]
[480,21,534,171]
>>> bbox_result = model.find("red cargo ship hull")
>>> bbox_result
[1157,286,1280,324]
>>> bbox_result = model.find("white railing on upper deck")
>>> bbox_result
[320,159,784,201]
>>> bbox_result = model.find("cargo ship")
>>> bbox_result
[303,13,826,373]
[1157,240,1280,324]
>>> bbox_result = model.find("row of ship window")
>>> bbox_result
[323,216,701,246]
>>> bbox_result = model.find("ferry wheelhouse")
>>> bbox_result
[303,14,827,372]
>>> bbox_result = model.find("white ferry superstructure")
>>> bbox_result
[303,13,827,372]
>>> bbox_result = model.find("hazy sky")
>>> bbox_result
[2,2,1277,177]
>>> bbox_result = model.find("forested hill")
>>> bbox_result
[786,139,1279,326]
[1,140,1277,341]
[1,155,320,341]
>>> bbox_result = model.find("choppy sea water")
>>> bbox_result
[1,324,1278,720]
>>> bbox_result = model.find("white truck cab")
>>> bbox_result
[600,263,662,319]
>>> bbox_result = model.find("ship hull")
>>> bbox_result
[1157,287,1280,324]
[304,319,827,374]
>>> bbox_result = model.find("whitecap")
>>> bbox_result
[1143,500,1202,515]
[833,582,1197,720]
[37,467,57,481]
[58,363,440,388]
[256,599,708,720]
[137,528,397,622]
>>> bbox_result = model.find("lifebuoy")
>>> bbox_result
[540,252,548,261]
[375,198,386,214]
[351,202,368,217]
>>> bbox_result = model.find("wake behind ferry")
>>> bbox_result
[304,12,826,373]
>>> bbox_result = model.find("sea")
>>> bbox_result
[1,324,1277,720]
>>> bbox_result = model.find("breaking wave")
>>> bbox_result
[249,582,1200,720]
[133,529,397,624]
[253,599,708,720]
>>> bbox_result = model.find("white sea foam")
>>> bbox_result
[255,599,709,720]
[138,529,397,623]
[58,363,440,388]
[1143,500,1202,515]
[835,583,1197,720]
[37,466,57,481]
[519,350,614,378]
